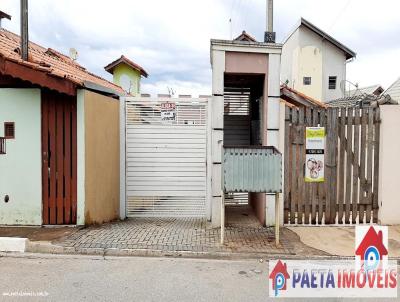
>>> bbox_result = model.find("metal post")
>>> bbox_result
[220,193,225,245]
[275,193,280,247]
[267,0,273,32]
[20,0,29,61]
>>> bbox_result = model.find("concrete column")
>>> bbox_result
[265,53,283,226]
[211,50,225,227]
[378,105,400,224]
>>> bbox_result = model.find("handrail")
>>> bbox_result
[0,137,6,155]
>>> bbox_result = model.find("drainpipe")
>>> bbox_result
[20,0,29,61]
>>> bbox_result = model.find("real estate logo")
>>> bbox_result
[268,225,397,298]
[268,260,290,296]
[355,225,389,271]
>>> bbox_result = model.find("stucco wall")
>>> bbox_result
[113,64,141,96]
[0,88,42,225]
[378,105,400,224]
[281,26,347,102]
[83,90,120,225]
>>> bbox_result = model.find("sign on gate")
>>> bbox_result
[160,102,176,122]
[305,127,325,182]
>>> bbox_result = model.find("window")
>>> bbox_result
[303,77,311,85]
[4,122,15,139]
[329,76,337,90]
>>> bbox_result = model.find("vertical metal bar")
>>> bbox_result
[275,192,280,247]
[20,0,29,61]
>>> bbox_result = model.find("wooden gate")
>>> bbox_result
[41,90,77,225]
[284,106,380,225]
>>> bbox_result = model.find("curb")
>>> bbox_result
[21,240,399,261]
[0,237,28,252]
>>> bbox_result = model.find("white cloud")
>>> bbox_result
[1,0,399,93]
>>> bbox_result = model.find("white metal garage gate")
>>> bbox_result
[125,97,208,218]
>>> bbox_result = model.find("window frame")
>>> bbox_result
[303,77,312,86]
[4,122,15,139]
[329,76,337,90]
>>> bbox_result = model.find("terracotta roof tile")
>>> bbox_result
[0,28,124,94]
[104,55,148,78]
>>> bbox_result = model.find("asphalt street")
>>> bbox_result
[0,254,399,302]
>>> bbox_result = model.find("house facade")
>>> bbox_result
[0,28,122,226]
[105,55,148,96]
[281,18,356,102]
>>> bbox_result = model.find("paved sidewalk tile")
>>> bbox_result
[57,206,295,255]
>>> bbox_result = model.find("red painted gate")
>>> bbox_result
[41,90,77,225]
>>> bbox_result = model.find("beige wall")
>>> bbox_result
[84,90,120,225]
[378,105,400,225]
[225,52,268,74]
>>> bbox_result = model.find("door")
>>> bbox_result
[125,98,208,217]
[41,90,77,225]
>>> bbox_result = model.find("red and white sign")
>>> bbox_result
[160,102,176,121]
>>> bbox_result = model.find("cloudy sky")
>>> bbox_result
[1,0,399,96]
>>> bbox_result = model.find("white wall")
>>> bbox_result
[281,26,347,102]
[378,105,400,224]
[0,89,42,225]
[281,28,299,89]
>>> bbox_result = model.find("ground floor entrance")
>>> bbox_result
[41,90,77,225]
[124,97,208,218]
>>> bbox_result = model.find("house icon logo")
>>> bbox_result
[269,260,290,296]
[355,226,388,271]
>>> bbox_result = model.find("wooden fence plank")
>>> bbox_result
[290,109,298,224]
[366,108,374,223]
[304,107,312,224]
[56,96,65,224]
[337,108,346,224]
[352,108,360,224]
[64,97,72,224]
[284,106,291,224]
[311,108,319,224]
[373,108,380,222]
[325,109,332,224]
[331,108,339,223]
[318,109,326,224]
[345,108,353,224]
[359,108,368,223]
[297,107,305,224]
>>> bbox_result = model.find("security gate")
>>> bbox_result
[125,98,208,217]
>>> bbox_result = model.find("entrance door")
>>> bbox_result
[41,90,77,225]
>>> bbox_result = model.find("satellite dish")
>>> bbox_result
[120,74,133,93]
[69,48,78,61]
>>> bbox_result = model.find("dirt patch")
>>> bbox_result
[0,227,79,242]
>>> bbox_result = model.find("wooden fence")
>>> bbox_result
[284,106,380,225]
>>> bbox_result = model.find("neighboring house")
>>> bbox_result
[0,28,123,226]
[384,77,400,104]
[281,18,356,103]
[347,84,384,97]
[105,55,148,96]
[328,80,398,108]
